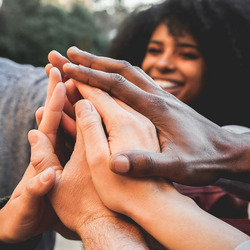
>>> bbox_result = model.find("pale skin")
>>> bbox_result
[31,67,150,249]
[72,84,249,249]
[0,69,77,244]
[30,70,250,249]
[0,67,148,248]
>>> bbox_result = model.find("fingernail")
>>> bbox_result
[70,46,79,52]
[28,131,38,146]
[40,168,55,183]
[112,155,130,173]
[76,100,92,118]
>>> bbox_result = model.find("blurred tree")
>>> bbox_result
[0,0,109,66]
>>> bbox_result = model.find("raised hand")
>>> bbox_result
[63,47,250,185]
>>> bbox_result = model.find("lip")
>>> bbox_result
[152,78,184,95]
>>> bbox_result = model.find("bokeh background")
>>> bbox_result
[0,0,161,67]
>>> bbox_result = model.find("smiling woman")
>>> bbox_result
[141,22,207,104]
[106,0,250,127]
[105,0,250,237]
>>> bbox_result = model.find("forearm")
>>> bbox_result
[128,187,250,249]
[79,215,149,250]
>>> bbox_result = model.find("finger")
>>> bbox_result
[109,151,216,185]
[45,63,53,77]
[63,96,76,119]
[48,50,70,82]
[36,107,44,127]
[134,66,161,88]
[66,47,163,94]
[39,82,66,147]
[64,63,171,121]
[28,130,62,175]
[61,112,76,139]
[74,82,127,126]
[75,99,109,168]
[23,168,56,200]
[45,67,62,107]
[65,78,82,106]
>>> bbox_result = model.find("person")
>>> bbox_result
[106,0,250,128]
[83,0,250,224]
[0,57,56,250]
[0,67,154,249]
[59,46,250,235]
[30,68,250,249]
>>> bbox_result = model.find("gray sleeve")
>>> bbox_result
[235,240,250,250]
[0,58,56,250]
[0,57,48,196]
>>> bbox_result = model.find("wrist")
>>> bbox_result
[79,213,148,249]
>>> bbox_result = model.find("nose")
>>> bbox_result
[155,52,176,72]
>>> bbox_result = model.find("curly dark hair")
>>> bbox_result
[106,0,250,127]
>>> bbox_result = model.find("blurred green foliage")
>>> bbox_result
[0,0,109,66]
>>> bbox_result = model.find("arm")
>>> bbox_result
[62,47,250,186]
[73,88,250,249]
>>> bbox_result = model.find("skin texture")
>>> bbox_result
[141,23,207,104]
[31,67,150,249]
[27,66,250,249]
[0,69,77,244]
[75,86,249,250]
[61,47,250,185]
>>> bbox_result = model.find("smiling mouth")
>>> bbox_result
[153,79,183,90]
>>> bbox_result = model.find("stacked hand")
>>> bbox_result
[55,46,250,186]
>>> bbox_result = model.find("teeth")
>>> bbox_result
[154,80,178,89]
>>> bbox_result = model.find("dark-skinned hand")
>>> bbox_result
[59,47,250,185]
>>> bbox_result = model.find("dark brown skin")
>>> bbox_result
[48,47,250,186]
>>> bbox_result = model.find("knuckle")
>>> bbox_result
[118,59,133,71]
[110,73,126,84]
[81,117,99,132]
[30,152,49,173]
[148,95,169,113]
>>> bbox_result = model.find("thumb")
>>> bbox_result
[28,129,62,175]
[22,168,56,203]
[110,151,175,178]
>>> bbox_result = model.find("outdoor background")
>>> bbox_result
[0,0,161,66]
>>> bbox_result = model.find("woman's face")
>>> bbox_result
[141,23,207,104]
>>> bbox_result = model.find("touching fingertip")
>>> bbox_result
[111,155,130,174]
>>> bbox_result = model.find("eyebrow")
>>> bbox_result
[149,40,199,50]
[177,43,199,50]
[148,40,163,45]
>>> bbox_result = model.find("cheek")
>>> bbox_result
[179,63,206,103]
[141,56,154,73]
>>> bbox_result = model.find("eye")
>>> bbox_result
[146,46,162,55]
[180,52,199,60]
